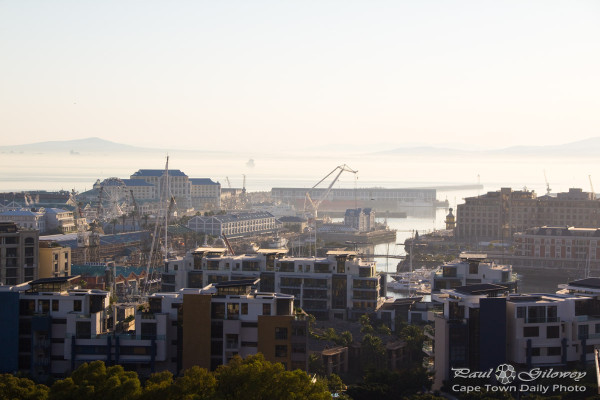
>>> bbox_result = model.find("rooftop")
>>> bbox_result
[131,169,187,177]
[453,283,508,295]
[567,278,600,289]
[190,178,219,185]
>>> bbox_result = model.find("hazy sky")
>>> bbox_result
[2,1,599,152]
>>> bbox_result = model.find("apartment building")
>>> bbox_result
[0,277,307,379]
[513,226,600,273]
[187,212,279,239]
[456,188,600,242]
[0,276,111,380]
[38,241,71,279]
[162,248,386,320]
[431,253,518,293]
[0,222,39,285]
[430,280,600,390]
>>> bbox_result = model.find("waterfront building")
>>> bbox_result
[429,280,600,390]
[162,248,386,320]
[190,178,221,209]
[512,226,600,273]
[187,212,279,239]
[344,208,375,232]
[271,187,437,212]
[0,210,46,232]
[431,253,518,293]
[44,208,76,234]
[455,188,600,242]
[0,222,39,285]
[130,169,192,208]
[38,241,71,279]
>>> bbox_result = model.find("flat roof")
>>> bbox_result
[30,275,81,285]
[459,253,488,260]
[193,247,228,253]
[214,279,260,288]
[454,283,508,295]
[326,250,358,256]
[256,249,288,254]
[568,278,600,289]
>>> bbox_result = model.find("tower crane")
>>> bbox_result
[590,175,595,200]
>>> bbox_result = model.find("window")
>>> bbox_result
[275,345,288,358]
[227,303,239,319]
[531,348,540,356]
[263,303,271,315]
[73,300,82,312]
[275,327,288,340]
[523,327,539,337]
[52,300,59,312]
[578,325,589,339]
[547,326,559,339]
[547,347,561,356]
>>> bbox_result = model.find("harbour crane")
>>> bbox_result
[303,164,358,258]
[304,164,358,219]
[544,170,551,196]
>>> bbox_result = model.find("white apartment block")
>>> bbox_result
[162,248,386,320]
[429,279,600,390]
[431,253,518,292]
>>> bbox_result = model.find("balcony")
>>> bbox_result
[576,315,600,322]
[422,342,433,356]
[525,317,560,324]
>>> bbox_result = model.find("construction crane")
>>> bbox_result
[130,189,139,230]
[226,176,232,189]
[304,164,358,219]
[544,170,551,196]
[222,234,235,256]
[590,175,595,200]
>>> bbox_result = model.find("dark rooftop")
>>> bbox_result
[568,278,600,289]
[454,283,508,295]
[214,278,260,288]
[30,275,82,285]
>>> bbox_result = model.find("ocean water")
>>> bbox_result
[1,149,596,195]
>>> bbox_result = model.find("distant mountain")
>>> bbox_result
[0,137,149,154]
[377,137,600,157]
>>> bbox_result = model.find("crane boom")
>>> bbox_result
[590,175,595,200]
[305,164,358,218]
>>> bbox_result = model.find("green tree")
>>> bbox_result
[360,334,386,371]
[339,330,353,347]
[0,374,49,400]
[49,361,141,400]
[399,324,426,364]
[214,354,330,400]
[359,314,375,334]
[172,366,216,400]
[139,370,174,400]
